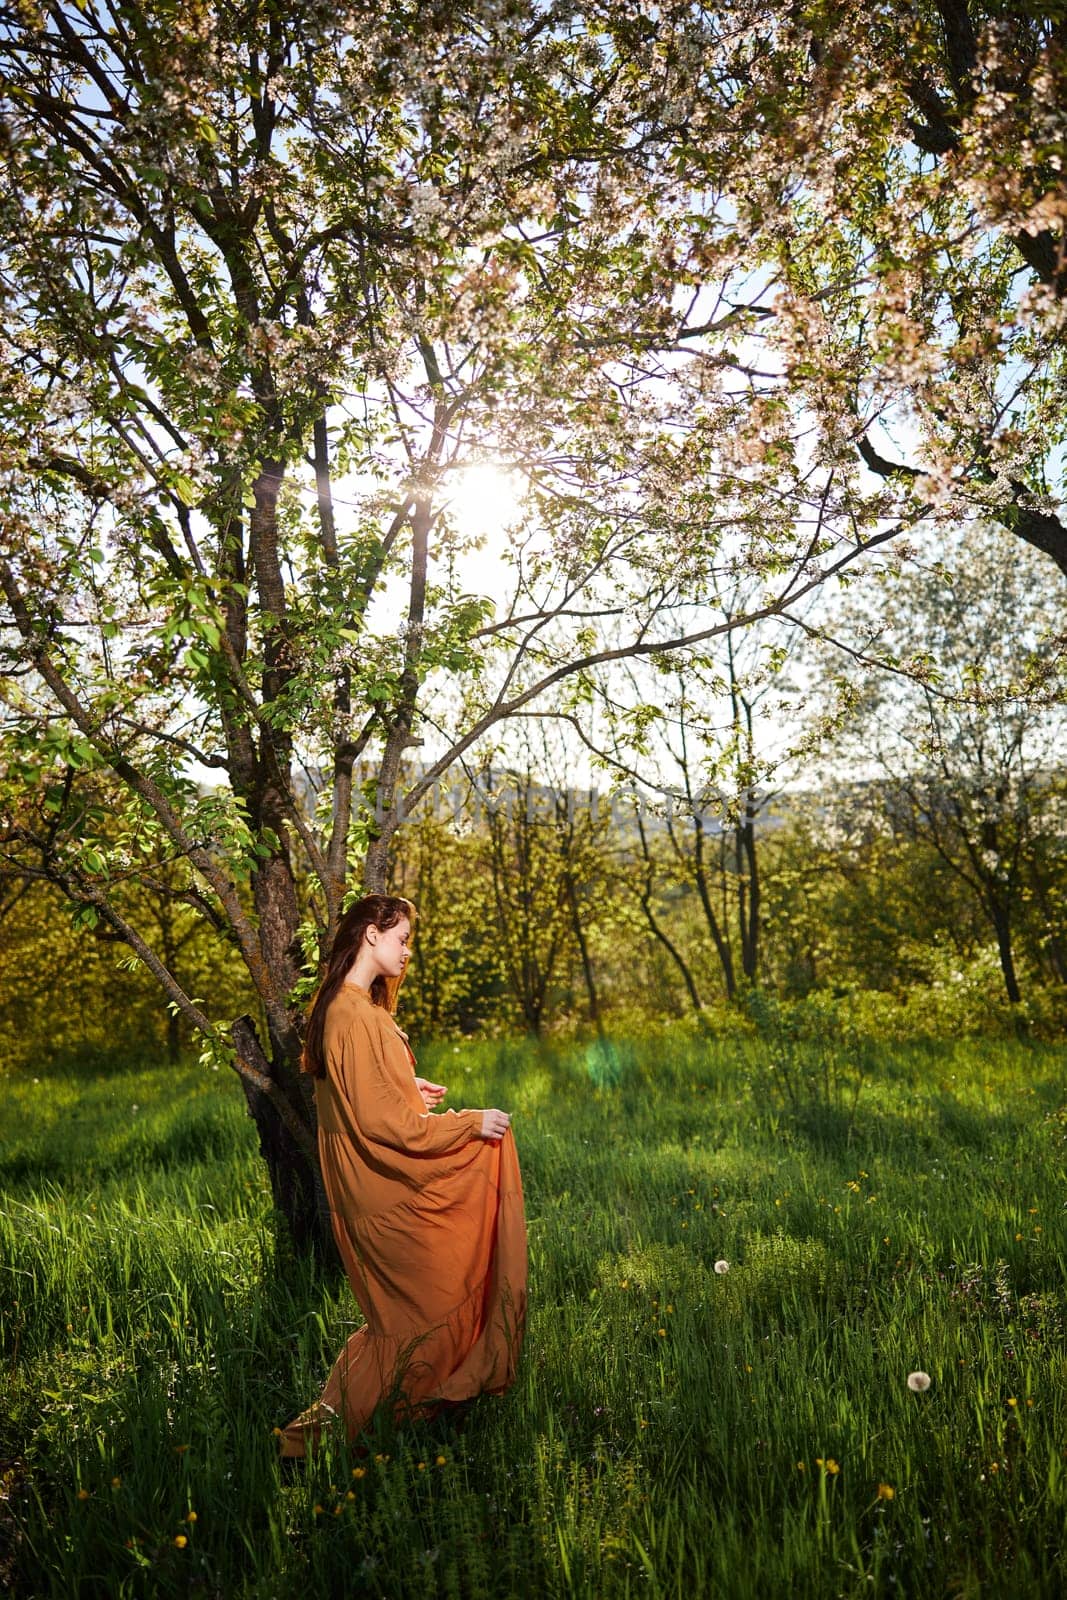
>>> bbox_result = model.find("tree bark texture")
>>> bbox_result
[231,1015,332,1258]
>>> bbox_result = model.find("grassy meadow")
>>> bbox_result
[1,1021,1065,1598]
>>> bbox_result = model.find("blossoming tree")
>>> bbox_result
[0,0,904,1248]
[3,0,1060,1249]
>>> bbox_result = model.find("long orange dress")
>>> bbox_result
[280,983,526,1457]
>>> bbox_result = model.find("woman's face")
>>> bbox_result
[366,915,411,979]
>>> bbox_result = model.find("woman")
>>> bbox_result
[279,894,526,1458]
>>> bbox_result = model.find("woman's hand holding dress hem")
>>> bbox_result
[340,1007,480,1157]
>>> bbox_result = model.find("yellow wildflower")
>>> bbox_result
[352,1466,366,1479]
[76,1489,90,1501]
[174,1535,188,1549]
[436,1455,447,1467]
[877,1483,894,1500]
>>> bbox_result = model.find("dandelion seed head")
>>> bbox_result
[714,1260,730,1274]
[907,1371,932,1392]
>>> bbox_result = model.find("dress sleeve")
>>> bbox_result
[339,1008,481,1156]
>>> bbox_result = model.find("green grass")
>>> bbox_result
[1,1028,1065,1598]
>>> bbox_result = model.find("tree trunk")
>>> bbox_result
[565,872,603,1034]
[364,827,395,894]
[990,902,1022,1005]
[738,802,761,985]
[693,814,736,1000]
[231,1015,333,1259]
[634,810,706,1016]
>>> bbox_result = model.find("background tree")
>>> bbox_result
[388,806,510,1037]
[811,525,1067,1004]
[0,865,252,1075]
[759,796,990,998]
[594,580,817,1007]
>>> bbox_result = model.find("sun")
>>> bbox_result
[445,461,526,543]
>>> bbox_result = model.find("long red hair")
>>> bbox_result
[301,894,415,1079]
